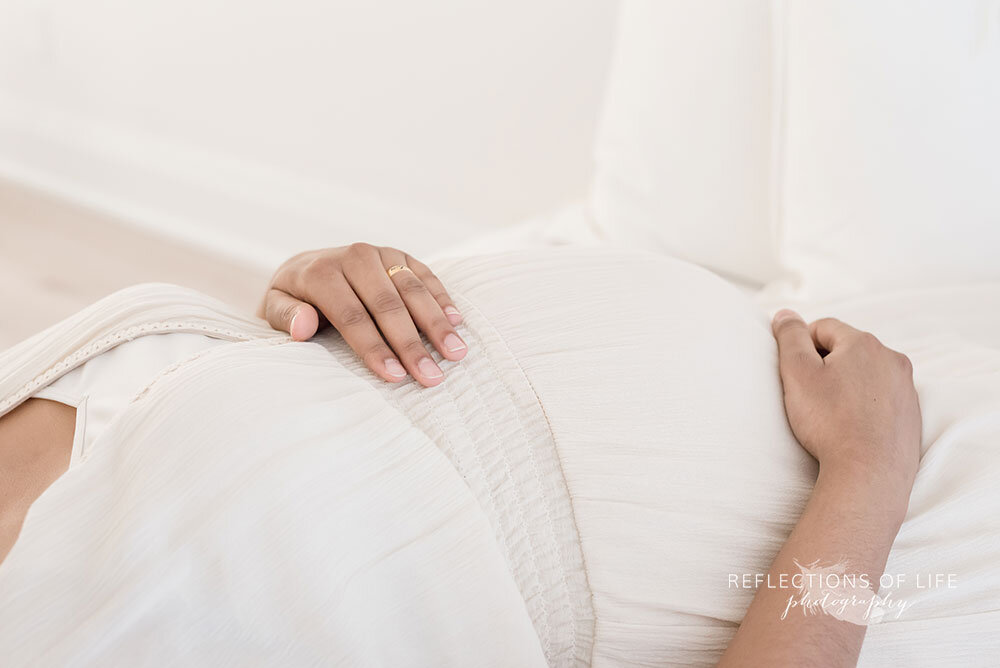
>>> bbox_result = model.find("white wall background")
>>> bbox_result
[0,0,618,267]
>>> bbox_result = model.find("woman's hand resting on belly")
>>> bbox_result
[257,244,466,387]
[773,312,922,510]
[720,310,921,668]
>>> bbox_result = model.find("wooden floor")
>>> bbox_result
[0,179,269,349]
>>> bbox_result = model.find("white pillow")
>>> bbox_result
[591,0,782,285]
[781,1,1000,296]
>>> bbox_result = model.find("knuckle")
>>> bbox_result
[423,319,452,342]
[271,265,296,290]
[396,277,426,297]
[362,343,391,363]
[428,313,451,332]
[284,249,313,266]
[348,241,374,256]
[337,305,369,328]
[302,255,339,282]
[274,250,314,278]
[859,331,881,349]
[775,318,804,337]
[895,351,913,374]
[401,338,428,355]
[279,302,300,325]
[370,290,406,314]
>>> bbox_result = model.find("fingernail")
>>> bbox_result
[444,306,463,325]
[418,357,444,379]
[773,308,802,323]
[289,310,305,340]
[384,358,407,379]
[443,332,466,353]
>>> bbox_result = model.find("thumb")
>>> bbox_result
[264,288,319,341]
[772,309,821,383]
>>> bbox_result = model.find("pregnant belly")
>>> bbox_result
[427,249,819,665]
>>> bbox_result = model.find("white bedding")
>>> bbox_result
[0,249,998,666]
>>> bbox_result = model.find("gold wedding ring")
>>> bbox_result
[386,264,412,278]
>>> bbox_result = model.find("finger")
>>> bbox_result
[287,271,408,383]
[405,254,462,325]
[384,251,467,362]
[264,288,319,341]
[341,245,445,387]
[809,317,863,355]
[772,309,822,383]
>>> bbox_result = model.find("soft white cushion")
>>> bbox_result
[592,1,999,298]
[781,1,1000,296]
[591,0,782,285]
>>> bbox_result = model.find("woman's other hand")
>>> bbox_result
[721,313,922,667]
[771,310,922,511]
[259,244,466,387]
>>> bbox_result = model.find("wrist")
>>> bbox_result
[815,459,914,534]
[821,453,916,485]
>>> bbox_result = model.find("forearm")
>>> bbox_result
[718,462,911,667]
[0,399,76,565]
